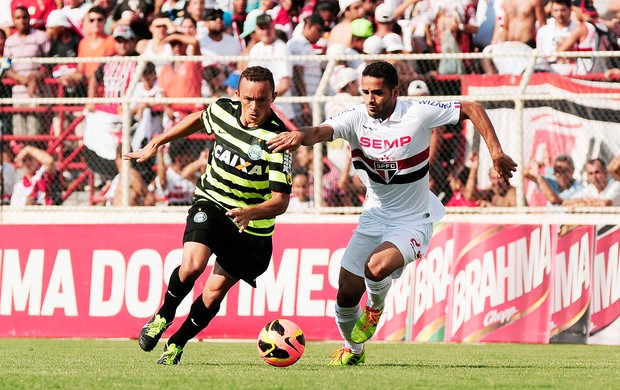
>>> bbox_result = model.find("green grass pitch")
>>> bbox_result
[2,339,620,389]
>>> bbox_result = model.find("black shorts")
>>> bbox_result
[183,202,273,287]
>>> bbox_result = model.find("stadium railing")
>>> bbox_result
[1,50,620,220]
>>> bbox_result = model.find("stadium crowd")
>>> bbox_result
[1,0,620,207]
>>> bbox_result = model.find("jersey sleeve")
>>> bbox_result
[268,150,293,193]
[415,100,461,129]
[324,105,363,143]
[200,102,215,135]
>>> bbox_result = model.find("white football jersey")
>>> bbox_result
[325,98,461,223]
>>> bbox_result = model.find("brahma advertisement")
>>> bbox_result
[0,222,618,344]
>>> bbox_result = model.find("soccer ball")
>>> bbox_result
[257,319,305,367]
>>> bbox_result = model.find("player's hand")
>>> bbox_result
[267,131,303,152]
[492,153,518,182]
[123,139,159,163]
[226,207,251,233]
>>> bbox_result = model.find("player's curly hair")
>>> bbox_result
[240,66,275,94]
[362,61,398,90]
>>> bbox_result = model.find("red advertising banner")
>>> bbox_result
[445,224,555,343]
[0,223,354,340]
[589,225,620,345]
[550,225,594,343]
[2,221,618,344]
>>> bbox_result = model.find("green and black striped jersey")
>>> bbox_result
[196,98,292,236]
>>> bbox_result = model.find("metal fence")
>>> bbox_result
[1,50,620,218]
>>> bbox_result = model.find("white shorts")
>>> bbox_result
[340,213,433,279]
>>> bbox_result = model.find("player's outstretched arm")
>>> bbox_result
[123,111,204,163]
[268,125,334,152]
[459,101,517,180]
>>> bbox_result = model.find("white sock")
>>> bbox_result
[335,303,361,341]
[343,340,365,355]
[365,277,392,310]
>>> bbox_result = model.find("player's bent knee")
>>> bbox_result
[364,260,390,281]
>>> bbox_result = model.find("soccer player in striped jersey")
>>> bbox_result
[268,61,517,365]
[123,66,293,365]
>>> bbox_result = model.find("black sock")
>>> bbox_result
[157,266,194,322]
[168,295,220,349]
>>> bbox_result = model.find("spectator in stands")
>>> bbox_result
[536,0,577,74]
[199,8,242,73]
[223,71,241,96]
[0,142,16,204]
[0,1,13,37]
[553,1,601,75]
[328,0,365,48]
[501,0,546,47]
[383,32,419,94]
[525,153,584,205]
[46,10,83,99]
[111,0,155,39]
[185,0,208,38]
[563,157,620,206]
[609,155,620,182]
[104,145,155,206]
[230,0,248,39]
[9,0,56,31]
[77,6,116,80]
[248,13,294,121]
[202,65,229,97]
[62,0,92,37]
[158,33,203,130]
[10,145,61,207]
[464,151,519,207]
[259,0,295,39]
[83,25,139,184]
[136,14,174,75]
[349,18,373,56]
[445,165,479,207]
[239,8,260,55]
[325,66,359,119]
[130,61,163,152]
[0,29,12,135]
[287,13,324,127]
[374,3,397,38]
[152,139,207,206]
[4,6,50,137]
[481,0,545,74]
[288,172,314,208]
[160,0,187,23]
[362,34,385,56]
[180,15,199,38]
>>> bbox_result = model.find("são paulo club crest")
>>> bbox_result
[373,161,398,183]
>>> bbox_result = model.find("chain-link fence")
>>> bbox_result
[2,51,620,215]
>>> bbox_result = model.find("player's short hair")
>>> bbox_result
[362,61,398,90]
[240,66,275,94]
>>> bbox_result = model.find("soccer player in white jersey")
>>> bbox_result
[268,61,517,365]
